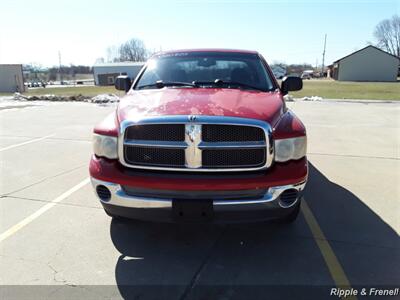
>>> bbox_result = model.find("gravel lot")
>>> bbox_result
[0,99,399,299]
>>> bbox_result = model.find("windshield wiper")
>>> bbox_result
[137,80,196,90]
[193,79,267,92]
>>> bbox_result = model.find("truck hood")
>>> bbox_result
[117,88,284,125]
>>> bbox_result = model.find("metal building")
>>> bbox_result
[92,62,145,86]
[330,45,399,82]
[0,64,25,92]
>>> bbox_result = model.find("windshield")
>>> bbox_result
[134,51,275,91]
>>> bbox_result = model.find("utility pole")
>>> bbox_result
[58,51,63,84]
[321,34,327,77]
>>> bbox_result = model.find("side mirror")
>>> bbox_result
[115,75,132,92]
[281,76,303,95]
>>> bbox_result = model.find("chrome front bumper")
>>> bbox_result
[91,177,306,214]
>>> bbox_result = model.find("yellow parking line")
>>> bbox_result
[301,200,357,300]
[0,134,55,152]
[0,178,90,243]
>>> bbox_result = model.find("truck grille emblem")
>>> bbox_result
[185,124,202,168]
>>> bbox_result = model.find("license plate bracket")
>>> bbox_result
[172,199,213,221]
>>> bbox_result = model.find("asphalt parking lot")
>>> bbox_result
[0,100,399,299]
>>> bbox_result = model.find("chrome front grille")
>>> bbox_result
[119,116,273,172]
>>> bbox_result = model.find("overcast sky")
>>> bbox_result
[0,0,398,67]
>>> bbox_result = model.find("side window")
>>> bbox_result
[137,69,160,86]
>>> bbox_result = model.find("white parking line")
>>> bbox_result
[0,177,90,243]
[0,134,55,152]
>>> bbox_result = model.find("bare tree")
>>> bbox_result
[118,38,148,62]
[374,15,400,57]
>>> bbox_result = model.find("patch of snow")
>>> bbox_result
[283,94,295,102]
[301,96,323,101]
[12,93,27,100]
[11,92,120,103]
[284,95,323,102]
[13,92,89,101]
[88,94,120,103]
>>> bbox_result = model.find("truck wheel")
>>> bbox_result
[281,198,301,223]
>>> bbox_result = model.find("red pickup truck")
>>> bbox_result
[89,49,307,223]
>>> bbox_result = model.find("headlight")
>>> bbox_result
[93,134,118,159]
[274,136,307,162]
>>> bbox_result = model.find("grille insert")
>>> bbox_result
[125,124,185,141]
[125,146,185,167]
[202,148,265,168]
[202,124,265,142]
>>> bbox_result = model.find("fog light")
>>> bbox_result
[96,185,111,201]
[279,189,298,208]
